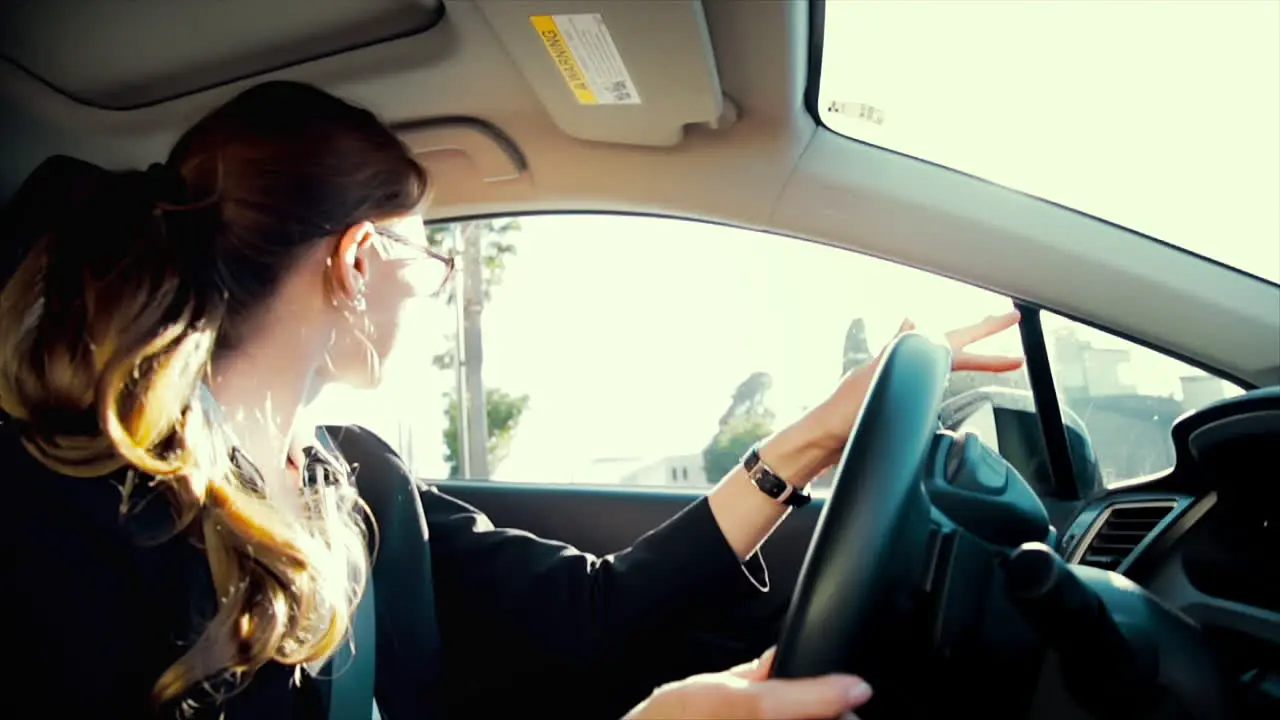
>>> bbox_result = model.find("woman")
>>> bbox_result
[0,81,1022,719]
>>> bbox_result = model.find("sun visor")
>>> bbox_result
[476,0,735,147]
[0,0,444,109]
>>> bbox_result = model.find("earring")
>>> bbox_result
[351,281,367,313]
[361,306,380,382]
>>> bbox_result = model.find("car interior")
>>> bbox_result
[3,1,1279,718]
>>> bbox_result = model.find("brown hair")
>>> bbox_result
[0,81,427,706]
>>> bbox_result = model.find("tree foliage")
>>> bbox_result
[807,318,877,489]
[702,415,774,485]
[429,219,527,476]
[427,220,519,372]
[426,221,520,299]
[842,318,874,375]
[442,388,530,478]
[702,372,776,482]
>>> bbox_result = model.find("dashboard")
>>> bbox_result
[1057,387,1280,714]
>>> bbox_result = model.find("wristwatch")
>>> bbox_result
[742,445,812,508]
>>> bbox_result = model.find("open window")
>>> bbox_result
[308,211,1248,505]
[310,214,1027,490]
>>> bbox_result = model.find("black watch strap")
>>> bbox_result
[742,446,812,508]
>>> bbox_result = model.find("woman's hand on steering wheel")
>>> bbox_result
[804,310,1025,467]
[623,648,873,720]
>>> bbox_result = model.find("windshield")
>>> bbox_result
[818,1,1280,284]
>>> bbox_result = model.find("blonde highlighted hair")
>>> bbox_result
[0,82,426,708]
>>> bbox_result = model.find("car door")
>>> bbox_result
[307,212,1239,660]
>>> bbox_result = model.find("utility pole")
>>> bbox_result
[459,222,490,479]
[397,422,416,477]
[451,224,471,479]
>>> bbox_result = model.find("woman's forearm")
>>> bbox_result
[705,413,845,561]
[705,362,875,561]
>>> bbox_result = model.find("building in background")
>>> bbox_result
[1051,328,1136,397]
[1050,326,1188,481]
[569,453,708,487]
[621,453,708,486]
[1180,374,1227,410]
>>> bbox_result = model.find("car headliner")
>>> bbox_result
[1,0,1277,386]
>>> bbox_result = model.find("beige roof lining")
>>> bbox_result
[1,0,1276,386]
[0,0,445,109]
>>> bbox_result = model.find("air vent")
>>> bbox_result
[1076,501,1177,572]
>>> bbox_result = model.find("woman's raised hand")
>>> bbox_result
[806,310,1025,455]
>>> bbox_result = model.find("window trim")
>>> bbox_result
[1016,303,1081,501]
[802,0,827,120]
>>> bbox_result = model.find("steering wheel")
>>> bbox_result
[770,332,953,706]
[770,331,1232,719]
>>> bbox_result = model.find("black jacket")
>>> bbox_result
[1,425,771,719]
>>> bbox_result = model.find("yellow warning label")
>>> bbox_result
[530,15,597,104]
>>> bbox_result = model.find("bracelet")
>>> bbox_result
[742,445,812,508]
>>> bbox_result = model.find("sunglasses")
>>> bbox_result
[374,226,457,296]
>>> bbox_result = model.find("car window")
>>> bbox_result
[310,214,1029,491]
[818,2,1280,283]
[1040,312,1243,486]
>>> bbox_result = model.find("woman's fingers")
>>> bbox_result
[894,311,1021,351]
[727,647,776,682]
[944,310,1022,349]
[750,674,873,720]
[624,659,872,720]
[889,312,1024,372]
[953,351,1026,373]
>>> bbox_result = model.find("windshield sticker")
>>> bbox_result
[827,100,885,126]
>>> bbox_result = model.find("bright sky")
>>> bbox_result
[819,0,1280,283]
[313,214,1222,483]
[480,216,1017,480]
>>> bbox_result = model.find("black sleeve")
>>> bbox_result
[330,425,771,718]
[427,487,775,718]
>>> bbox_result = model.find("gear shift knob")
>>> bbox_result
[1004,543,1159,718]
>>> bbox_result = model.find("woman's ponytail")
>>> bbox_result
[1,156,226,477]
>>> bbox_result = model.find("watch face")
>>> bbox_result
[752,469,787,499]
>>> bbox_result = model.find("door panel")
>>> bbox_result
[437,480,825,608]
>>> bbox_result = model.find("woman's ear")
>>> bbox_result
[329,221,376,303]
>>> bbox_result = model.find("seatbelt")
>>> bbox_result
[322,425,447,718]
[327,580,378,719]
[307,429,380,718]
